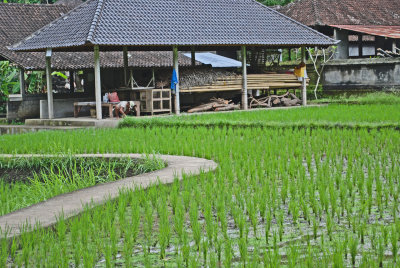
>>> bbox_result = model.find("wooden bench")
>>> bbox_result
[74,101,141,118]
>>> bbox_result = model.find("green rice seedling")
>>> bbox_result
[377,236,385,267]
[326,214,333,241]
[265,211,272,245]
[158,198,171,259]
[0,236,7,268]
[174,197,185,243]
[202,238,208,265]
[287,243,299,267]
[141,243,150,268]
[123,231,133,267]
[391,225,398,263]
[209,250,217,268]
[349,235,358,266]
[224,238,232,268]
[110,222,118,260]
[239,236,247,267]
[189,201,201,251]
[181,231,190,267]
[203,200,214,245]
[144,200,153,249]
[104,243,112,268]
[247,197,258,239]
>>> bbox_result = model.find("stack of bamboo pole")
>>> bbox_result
[180,74,309,93]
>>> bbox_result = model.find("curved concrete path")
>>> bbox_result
[0,154,218,237]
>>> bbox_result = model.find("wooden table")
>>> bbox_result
[74,101,141,118]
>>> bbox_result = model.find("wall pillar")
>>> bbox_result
[173,46,180,115]
[241,46,248,110]
[45,48,54,119]
[19,68,26,100]
[334,28,349,59]
[94,45,102,120]
[301,46,307,106]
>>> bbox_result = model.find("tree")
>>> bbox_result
[306,46,336,99]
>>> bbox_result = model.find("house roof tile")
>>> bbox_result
[277,0,400,27]
[10,0,337,52]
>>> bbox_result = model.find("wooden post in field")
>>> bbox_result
[301,46,307,106]
[94,45,102,120]
[173,46,180,115]
[191,47,196,67]
[45,48,54,119]
[123,46,129,86]
[241,46,248,110]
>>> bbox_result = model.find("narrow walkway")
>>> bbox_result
[0,154,218,237]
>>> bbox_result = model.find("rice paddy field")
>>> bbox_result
[120,103,400,129]
[0,100,399,267]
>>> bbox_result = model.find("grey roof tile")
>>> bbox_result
[0,3,197,70]
[10,0,337,52]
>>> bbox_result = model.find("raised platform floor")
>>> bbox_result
[25,117,121,128]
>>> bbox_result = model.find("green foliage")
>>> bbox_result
[258,0,294,6]
[0,61,19,98]
[0,155,165,215]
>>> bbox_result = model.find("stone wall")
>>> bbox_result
[322,58,400,90]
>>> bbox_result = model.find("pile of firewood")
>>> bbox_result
[188,98,240,113]
[249,92,302,108]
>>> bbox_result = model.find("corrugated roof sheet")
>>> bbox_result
[330,25,400,39]
[10,0,337,52]
[0,3,197,70]
[183,52,242,68]
[277,0,400,27]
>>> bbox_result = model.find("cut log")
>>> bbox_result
[215,104,240,111]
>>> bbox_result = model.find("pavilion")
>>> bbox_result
[10,0,337,120]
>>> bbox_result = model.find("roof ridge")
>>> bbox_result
[0,2,65,7]
[253,0,339,44]
[87,0,105,43]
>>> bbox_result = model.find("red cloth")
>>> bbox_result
[108,92,120,102]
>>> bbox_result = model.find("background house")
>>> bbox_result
[277,0,400,59]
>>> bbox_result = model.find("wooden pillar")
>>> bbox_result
[19,68,26,100]
[288,48,291,61]
[393,40,397,53]
[69,70,75,94]
[358,34,363,57]
[45,48,54,119]
[152,68,156,88]
[173,46,180,115]
[191,47,196,67]
[301,47,307,106]
[94,45,102,120]
[123,46,129,86]
[241,46,248,110]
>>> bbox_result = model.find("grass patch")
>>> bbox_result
[0,155,165,215]
[310,91,400,105]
